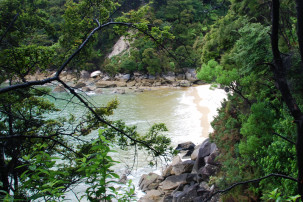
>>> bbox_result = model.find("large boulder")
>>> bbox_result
[205,150,220,166]
[163,72,176,82]
[115,73,131,82]
[192,139,213,174]
[90,70,102,78]
[191,139,216,161]
[185,69,197,82]
[179,80,191,87]
[172,184,199,202]
[159,173,196,193]
[139,173,163,192]
[175,142,195,151]
[171,160,195,175]
[198,164,219,180]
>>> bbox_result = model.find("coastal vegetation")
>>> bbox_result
[1,0,303,201]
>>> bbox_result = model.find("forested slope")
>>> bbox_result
[1,0,303,201]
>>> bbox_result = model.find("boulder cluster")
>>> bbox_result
[25,69,205,94]
[138,139,220,202]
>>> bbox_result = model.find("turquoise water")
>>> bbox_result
[48,85,227,200]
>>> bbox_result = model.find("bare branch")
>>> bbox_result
[57,79,161,156]
[273,132,296,145]
[206,173,298,201]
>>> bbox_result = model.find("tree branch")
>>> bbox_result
[57,79,161,156]
[273,132,296,145]
[0,13,19,45]
[206,173,298,201]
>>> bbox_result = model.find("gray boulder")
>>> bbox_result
[171,160,195,175]
[175,141,195,151]
[205,150,220,166]
[192,139,213,174]
[139,173,163,192]
[179,80,191,87]
[172,184,199,202]
[198,164,219,180]
[159,173,196,193]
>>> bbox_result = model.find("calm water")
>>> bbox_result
[49,85,227,200]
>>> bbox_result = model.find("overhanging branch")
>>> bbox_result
[206,173,298,201]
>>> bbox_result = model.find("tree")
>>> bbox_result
[197,0,303,199]
[0,0,174,200]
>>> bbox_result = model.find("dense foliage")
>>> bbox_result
[1,0,303,200]
[197,0,303,200]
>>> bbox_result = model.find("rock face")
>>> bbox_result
[139,140,220,202]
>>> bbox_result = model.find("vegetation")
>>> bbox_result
[1,0,303,201]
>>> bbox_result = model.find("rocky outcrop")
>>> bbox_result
[139,139,220,202]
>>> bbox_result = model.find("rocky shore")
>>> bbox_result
[138,139,220,202]
[24,69,205,94]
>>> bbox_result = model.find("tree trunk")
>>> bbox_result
[271,0,303,196]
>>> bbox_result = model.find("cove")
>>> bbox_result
[50,84,227,200]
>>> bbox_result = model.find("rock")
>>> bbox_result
[194,80,206,85]
[198,164,219,180]
[139,189,163,202]
[162,165,173,178]
[134,88,144,92]
[179,80,191,87]
[182,150,194,159]
[53,85,65,92]
[80,70,90,79]
[175,142,195,151]
[73,82,86,89]
[139,173,163,192]
[113,89,125,94]
[205,150,220,166]
[192,139,213,174]
[115,73,131,82]
[171,155,182,166]
[127,81,136,87]
[172,184,199,202]
[176,74,185,80]
[148,75,156,80]
[163,72,176,82]
[82,86,92,92]
[171,160,195,175]
[116,81,127,87]
[185,69,197,82]
[159,173,196,192]
[191,139,210,161]
[95,81,117,88]
[95,89,103,94]
[90,70,102,78]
